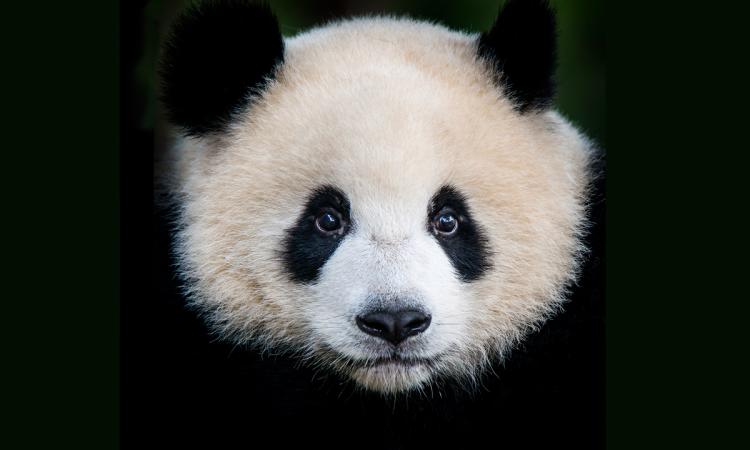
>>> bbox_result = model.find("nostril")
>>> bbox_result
[399,311,431,337]
[356,312,395,337]
[360,317,380,331]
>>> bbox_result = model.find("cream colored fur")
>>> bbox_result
[164,17,595,394]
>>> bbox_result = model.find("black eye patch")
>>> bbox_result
[428,186,492,282]
[281,186,351,283]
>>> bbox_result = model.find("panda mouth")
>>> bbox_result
[320,344,444,371]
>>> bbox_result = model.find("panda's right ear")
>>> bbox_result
[159,1,284,137]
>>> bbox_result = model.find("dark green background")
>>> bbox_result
[6,0,741,448]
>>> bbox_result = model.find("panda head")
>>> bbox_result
[160,0,594,394]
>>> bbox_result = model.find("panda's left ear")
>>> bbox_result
[477,0,557,113]
[159,1,284,137]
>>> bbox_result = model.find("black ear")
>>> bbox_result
[477,0,557,113]
[159,1,284,136]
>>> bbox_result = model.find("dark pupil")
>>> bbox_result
[437,214,457,232]
[317,212,340,231]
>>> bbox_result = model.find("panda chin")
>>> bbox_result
[351,362,433,394]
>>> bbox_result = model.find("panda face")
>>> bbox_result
[162,1,593,393]
[283,181,490,391]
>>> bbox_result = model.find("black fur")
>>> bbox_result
[159,1,284,136]
[477,0,557,113]
[428,185,492,282]
[281,186,352,283]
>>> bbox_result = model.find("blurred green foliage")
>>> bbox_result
[137,0,604,146]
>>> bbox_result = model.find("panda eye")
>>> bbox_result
[315,210,343,235]
[433,211,459,236]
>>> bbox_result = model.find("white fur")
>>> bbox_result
[164,17,594,393]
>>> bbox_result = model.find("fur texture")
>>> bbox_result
[162,6,594,393]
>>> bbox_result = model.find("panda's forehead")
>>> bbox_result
[317,137,449,235]
[265,17,520,144]
[282,17,483,84]
[249,36,494,186]
[225,18,560,230]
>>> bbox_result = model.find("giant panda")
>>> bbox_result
[127,0,604,448]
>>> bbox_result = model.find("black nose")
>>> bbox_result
[356,309,431,345]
